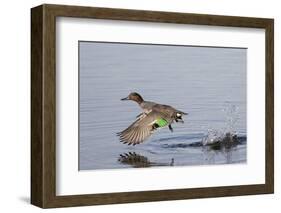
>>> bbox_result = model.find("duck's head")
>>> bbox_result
[121,92,144,104]
[175,111,188,123]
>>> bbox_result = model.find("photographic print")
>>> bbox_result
[31,5,274,207]
[79,41,247,170]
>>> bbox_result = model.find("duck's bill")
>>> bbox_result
[121,97,129,101]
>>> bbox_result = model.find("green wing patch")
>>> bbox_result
[155,118,168,127]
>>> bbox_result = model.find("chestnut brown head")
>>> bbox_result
[121,92,144,104]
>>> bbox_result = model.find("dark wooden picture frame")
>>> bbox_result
[31,4,274,208]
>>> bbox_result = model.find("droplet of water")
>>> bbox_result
[202,103,239,146]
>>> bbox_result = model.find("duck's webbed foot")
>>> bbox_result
[168,124,173,132]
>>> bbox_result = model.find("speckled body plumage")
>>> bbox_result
[118,92,187,145]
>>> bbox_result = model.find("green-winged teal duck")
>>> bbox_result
[117,92,188,145]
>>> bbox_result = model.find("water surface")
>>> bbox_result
[79,42,247,170]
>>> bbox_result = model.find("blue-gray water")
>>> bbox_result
[79,42,247,170]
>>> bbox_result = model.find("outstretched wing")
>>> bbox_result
[117,111,171,145]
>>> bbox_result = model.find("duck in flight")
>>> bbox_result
[117,92,188,145]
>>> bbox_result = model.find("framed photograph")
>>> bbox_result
[31,4,274,208]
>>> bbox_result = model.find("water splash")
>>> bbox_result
[201,103,241,164]
[222,102,239,135]
[202,103,240,146]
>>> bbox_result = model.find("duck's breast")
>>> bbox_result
[140,101,157,112]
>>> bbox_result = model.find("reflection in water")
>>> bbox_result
[118,152,174,168]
